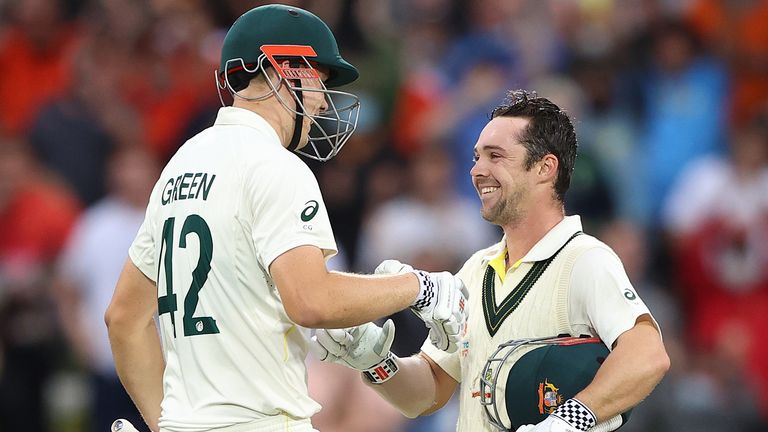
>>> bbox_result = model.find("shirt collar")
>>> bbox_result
[482,215,583,266]
[521,215,582,262]
[214,106,283,147]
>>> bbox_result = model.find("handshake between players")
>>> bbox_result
[310,259,468,384]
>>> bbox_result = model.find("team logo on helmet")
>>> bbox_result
[479,336,627,431]
[261,45,321,80]
[538,379,563,414]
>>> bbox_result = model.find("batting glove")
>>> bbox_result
[374,260,468,353]
[309,319,399,384]
[111,419,142,432]
[515,399,598,432]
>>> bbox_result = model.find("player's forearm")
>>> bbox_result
[293,271,419,328]
[109,319,165,432]
[271,247,422,328]
[362,354,438,418]
[575,321,670,422]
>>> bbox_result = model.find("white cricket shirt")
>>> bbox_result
[422,216,657,431]
[130,107,336,431]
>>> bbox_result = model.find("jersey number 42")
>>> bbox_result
[157,215,220,338]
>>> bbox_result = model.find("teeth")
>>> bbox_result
[481,187,499,195]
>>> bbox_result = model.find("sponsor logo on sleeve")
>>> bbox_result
[301,200,319,222]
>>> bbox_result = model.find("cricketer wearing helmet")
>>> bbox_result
[310,90,670,432]
[105,5,467,432]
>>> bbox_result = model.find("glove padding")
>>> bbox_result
[515,416,623,432]
[310,319,395,372]
[111,419,142,432]
[515,416,579,432]
[515,398,624,432]
[375,260,468,353]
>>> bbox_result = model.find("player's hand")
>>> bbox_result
[309,319,399,383]
[375,259,468,353]
[515,415,578,432]
[515,398,605,432]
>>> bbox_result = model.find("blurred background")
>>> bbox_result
[1,0,767,431]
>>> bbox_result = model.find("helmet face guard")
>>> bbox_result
[217,5,360,162]
[216,45,360,162]
[479,336,614,431]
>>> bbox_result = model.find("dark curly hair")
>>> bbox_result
[491,89,577,203]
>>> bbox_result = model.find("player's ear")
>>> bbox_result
[537,154,558,182]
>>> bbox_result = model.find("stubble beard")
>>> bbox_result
[481,187,525,227]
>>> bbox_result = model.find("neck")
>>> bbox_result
[501,204,565,265]
[232,96,293,148]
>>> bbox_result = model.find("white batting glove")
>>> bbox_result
[375,259,468,353]
[515,416,579,432]
[516,414,623,432]
[309,319,399,384]
[111,419,142,432]
[515,399,604,432]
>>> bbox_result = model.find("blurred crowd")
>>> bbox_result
[1,0,767,431]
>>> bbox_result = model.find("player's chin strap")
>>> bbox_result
[286,77,304,152]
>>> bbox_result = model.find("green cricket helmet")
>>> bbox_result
[479,336,632,431]
[219,4,358,88]
[216,4,360,161]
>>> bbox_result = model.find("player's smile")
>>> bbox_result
[480,186,499,196]
[475,181,501,205]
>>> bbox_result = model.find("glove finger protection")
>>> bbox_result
[374,259,468,353]
[374,259,415,275]
[312,328,352,359]
[309,332,341,363]
[412,271,468,352]
[310,320,396,370]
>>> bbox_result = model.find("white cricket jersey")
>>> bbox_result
[422,216,658,431]
[129,107,336,431]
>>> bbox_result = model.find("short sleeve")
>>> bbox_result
[568,247,659,349]
[128,185,162,282]
[246,157,337,273]
[421,339,462,382]
[129,214,157,282]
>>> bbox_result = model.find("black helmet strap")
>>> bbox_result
[286,77,304,152]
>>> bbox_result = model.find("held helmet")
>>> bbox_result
[479,336,632,431]
[217,4,360,161]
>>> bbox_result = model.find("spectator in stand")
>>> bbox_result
[81,0,218,161]
[0,138,81,432]
[53,146,158,432]
[28,39,127,206]
[0,0,80,135]
[572,56,641,223]
[663,109,768,416]
[639,19,728,226]
[687,0,768,127]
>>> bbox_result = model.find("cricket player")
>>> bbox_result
[105,5,467,432]
[310,90,670,432]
